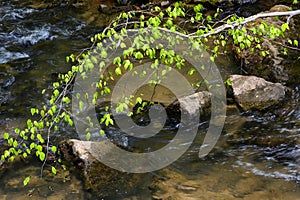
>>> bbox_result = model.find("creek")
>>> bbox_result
[0,0,299,199]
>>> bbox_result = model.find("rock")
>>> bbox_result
[59,139,151,198]
[98,4,111,13]
[229,75,287,111]
[233,5,299,83]
[160,1,170,7]
[170,91,211,116]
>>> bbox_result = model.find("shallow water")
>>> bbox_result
[0,0,299,199]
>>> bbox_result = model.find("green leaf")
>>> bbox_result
[40,110,45,117]
[260,51,267,57]
[53,82,59,88]
[188,68,195,75]
[113,57,121,66]
[4,150,10,158]
[8,156,14,162]
[239,43,245,49]
[79,101,85,111]
[120,42,126,48]
[221,40,226,47]
[39,152,45,161]
[53,89,60,97]
[23,176,31,186]
[63,97,71,104]
[100,49,108,58]
[100,130,105,136]
[237,36,244,43]
[3,133,9,140]
[26,149,31,154]
[123,60,131,70]
[115,67,122,75]
[36,145,43,152]
[245,39,251,47]
[13,140,18,148]
[30,108,35,116]
[27,119,33,129]
[51,166,57,175]
[134,52,144,59]
[136,97,142,104]
[226,78,232,86]
[281,23,289,32]
[14,128,20,134]
[30,143,35,149]
[86,132,91,140]
[37,134,45,144]
[51,146,57,153]
[8,138,13,145]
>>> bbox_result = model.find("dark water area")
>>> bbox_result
[0,0,104,138]
[0,0,299,199]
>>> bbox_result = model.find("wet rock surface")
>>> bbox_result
[229,75,288,111]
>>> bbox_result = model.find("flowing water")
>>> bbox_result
[0,0,299,199]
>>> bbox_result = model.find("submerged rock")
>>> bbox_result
[229,75,288,111]
[149,168,237,200]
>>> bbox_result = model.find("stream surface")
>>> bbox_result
[0,0,299,199]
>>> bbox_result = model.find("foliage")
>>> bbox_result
[1,1,299,184]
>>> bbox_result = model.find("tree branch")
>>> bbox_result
[188,9,300,38]
[126,9,300,40]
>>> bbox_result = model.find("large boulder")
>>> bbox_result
[233,5,299,84]
[229,75,288,111]
[59,139,151,198]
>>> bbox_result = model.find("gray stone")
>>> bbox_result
[160,1,170,7]
[173,91,211,116]
[98,4,111,13]
[229,75,287,111]
[59,139,150,198]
